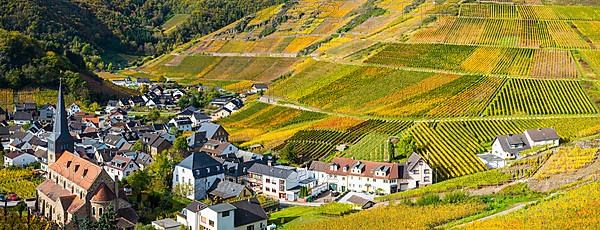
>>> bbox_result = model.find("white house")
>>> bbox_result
[152,218,181,230]
[170,117,193,131]
[246,163,313,201]
[250,84,268,94]
[200,140,239,157]
[211,108,232,121]
[191,112,211,127]
[309,153,433,195]
[68,103,81,116]
[491,128,560,160]
[3,151,38,167]
[104,155,140,181]
[177,199,268,230]
[172,152,224,200]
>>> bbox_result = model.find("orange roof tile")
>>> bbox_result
[49,151,103,190]
[91,183,115,202]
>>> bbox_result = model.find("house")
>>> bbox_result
[38,104,56,122]
[105,100,119,113]
[103,134,127,149]
[34,148,49,171]
[152,218,182,230]
[211,107,232,120]
[524,128,560,147]
[191,112,211,127]
[128,96,145,107]
[309,153,433,195]
[141,133,172,155]
[170,117,193,131]
[491,128,560,161]
[210,97,232,107]
[200,140,239,157]
[250,83,268,94]
[104,155,140,181]
[223,98,243,112]
[246,163,313,201]
[208,179,254,201]
[13,111,34,125]
[341,194,375,210]
[187,131,208,150]
[178,198,267,230]
[68,103,81,116]
[3,151,38,167]
[172,152,224,200]
[197,122,229,142]
[14,103,37,113]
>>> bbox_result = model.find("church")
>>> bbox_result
[36,83,138,229]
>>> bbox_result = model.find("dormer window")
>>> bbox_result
[66,160,72,168]
[330,163,339,171]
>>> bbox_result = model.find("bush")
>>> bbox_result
[415,194,441,206]
[444,190,469,204]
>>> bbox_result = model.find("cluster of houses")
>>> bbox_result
[3,80,568,230]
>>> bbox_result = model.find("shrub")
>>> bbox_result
[416,194,441,206]
[444,190,469,204]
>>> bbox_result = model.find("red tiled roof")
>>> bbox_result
[49,151,103,190]
[91,183,115,202]
[310,158,400,179]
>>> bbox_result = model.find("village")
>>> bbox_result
[0,79,563,230]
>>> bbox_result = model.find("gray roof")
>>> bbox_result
[247,163,294,179]
[49,82,74,145]
[405,152,424,171]
[525,128,559,142]
[209,179,247,199]
[347,195,374,206]
[208,203,236,213]
[186,201,208,213]
[152,218,180,228]
[13,111,33,121]
[495,134,530,154]
[177,152,224,178]
[231,198,268,227]
[198,123,223,139]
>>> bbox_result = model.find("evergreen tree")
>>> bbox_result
[97,205,117,230]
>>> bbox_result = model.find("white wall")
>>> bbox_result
[4,154,38,167]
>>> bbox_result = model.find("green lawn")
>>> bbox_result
[162,14,191,33]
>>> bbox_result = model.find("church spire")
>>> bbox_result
[48,78,74,164]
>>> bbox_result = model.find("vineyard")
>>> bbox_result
[464,180,600,229]
[0,168,41,199]
[484,78,597,116]
[292,202,487,230]
[409,16,591,49]
[459,4,600,21]
[534,146,599,179]
[0,212,51,230]
[365,43,580,78]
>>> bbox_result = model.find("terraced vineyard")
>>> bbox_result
[484,79,597,116]
[534,146,599,179]
[366,43,579,78]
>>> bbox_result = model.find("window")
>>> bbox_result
[176,175,179,182]
[412,170,418,174]
[424,176,430,182]
[209,220,214,227]
[99,208,103,216]
[222,211,230,217]
[424,169,430,174]
[92,207,96,216]
[201,216,206,223]
[266,178,270,183]
[247,225,255,230]
[419,161,423,166]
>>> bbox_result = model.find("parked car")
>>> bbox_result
[7,193,19,201]
[0,194,5,201]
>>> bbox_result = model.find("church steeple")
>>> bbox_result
[47,79,74,165]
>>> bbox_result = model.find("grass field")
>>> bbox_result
[161,14,191,33]
[269,203,354,229]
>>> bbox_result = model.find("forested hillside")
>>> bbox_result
[0,0,283,71]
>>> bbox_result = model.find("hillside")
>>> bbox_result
[128,0,600,179]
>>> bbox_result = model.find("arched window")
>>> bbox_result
[99,208,103,216]
[92,207,96,216]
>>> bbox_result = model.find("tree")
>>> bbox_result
[396,134,416,160]
[97,205,117,230]
[147,110,160,121]
[88,102,100,112]
[131,140,145,151]
[158,76,167,83]
[148,151,174,194]
[278,144,299,164]
[172,136,188,156]
[172,183,193,197]
[139,84,149,94]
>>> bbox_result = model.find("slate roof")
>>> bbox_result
[177,152,224,179]
[13,111,33,121]
[525,128,559,142]
[5,151,24,159]
[186,201,209,213]
[495,134,530,154]
[208,203,236,213]
[347,195,374,207]
[104,134,124,146]
[208,179,248,199]
[198,123,224,139]
[200,140,234,156]
[247,163,294,179]
[252,83,268,90]
[231,198,268,227]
